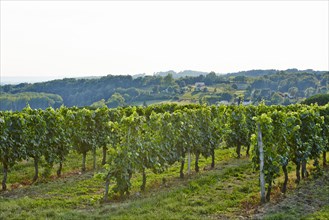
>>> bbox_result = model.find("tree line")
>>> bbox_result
[0,92,63,111]
[1,70,327,110]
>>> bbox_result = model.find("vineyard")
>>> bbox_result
[0,103,329,218]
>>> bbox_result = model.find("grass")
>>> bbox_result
[305,206,329,220]
[1,147,328,219]
[258,165,329,220]
[2,150,98,190]
[0,148,259,219]
[99,160,258,220]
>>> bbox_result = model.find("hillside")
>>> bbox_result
[0,69,328,111]
[0,92,63,111]
[225,68,326,78]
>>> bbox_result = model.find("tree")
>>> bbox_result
[233,75,246,83]
[204,72,217,85]
[231,84,238,90]
[304,87,316,98]
[106,93,126,108]
[219,92,233,102]
[163,74,175,87]
[288,87,298,98]
[320,74,329,86]
[302,94,329,106]
[152,85,160,94]
[91,99,107,108]
[271,92,284,105]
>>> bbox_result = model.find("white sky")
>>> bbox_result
[1,1,328,82]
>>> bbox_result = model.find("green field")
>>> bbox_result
[1,147,328,219]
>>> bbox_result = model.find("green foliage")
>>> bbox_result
[0,112,27,167]
[231,84,238,90]
[224,105,249,158]
[251,103,328,201]
[0,92,63,111]
[271,92,284,105]
[233,75,247,82]
[90,99,107,108]
[288,86,298,97]
[302,94,329,106]
[106,93,126,108]
[252,111,280,201]
[1,70,327,108]
[1,102,329,204]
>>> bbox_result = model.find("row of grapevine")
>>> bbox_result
[251,103,329,203]
[0,106,114,190]
[0,104,222,193]
[1,103,328,204]
[101,106,226,198]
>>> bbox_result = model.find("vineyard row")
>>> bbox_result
[0,103,328,202]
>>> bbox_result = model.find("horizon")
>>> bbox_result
[0,67,327,85]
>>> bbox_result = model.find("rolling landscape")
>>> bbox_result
[1,69,329,219]
[1,69,328,111]
[1,0,328,219]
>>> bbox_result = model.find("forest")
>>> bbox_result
[0,69,328,111]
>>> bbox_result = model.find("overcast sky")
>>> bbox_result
[1,1,328,83]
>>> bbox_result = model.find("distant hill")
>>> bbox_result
[225,69,279,77]
[1,68,327,110]
[0,92,63,111]
[225,68,327,77]
[154,70,210,78]
[153,68,327,79]
[74,76,102,80]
